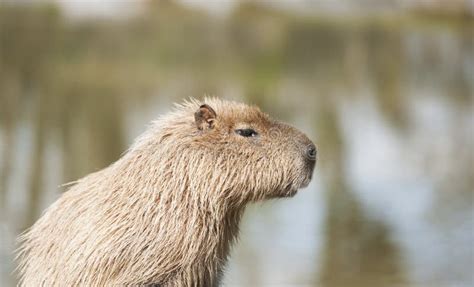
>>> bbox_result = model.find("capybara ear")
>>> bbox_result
[195,104,217,130]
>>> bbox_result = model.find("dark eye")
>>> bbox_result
[235,128,258,137]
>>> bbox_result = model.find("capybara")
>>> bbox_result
[17,98,317,286]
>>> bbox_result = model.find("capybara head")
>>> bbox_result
[139,98,317,204]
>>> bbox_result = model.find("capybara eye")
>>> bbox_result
[235,129,258,137]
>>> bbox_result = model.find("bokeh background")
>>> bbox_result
[0,0,473,286]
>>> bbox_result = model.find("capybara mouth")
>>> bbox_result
[299,179,311,189]
[280,182,304,198]
[298,166,315,189]
[285,188,299,198]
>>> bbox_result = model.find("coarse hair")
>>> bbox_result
[17,98,316,286]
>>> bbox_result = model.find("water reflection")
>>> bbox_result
[321,184,406,286]
[0,2,472,286]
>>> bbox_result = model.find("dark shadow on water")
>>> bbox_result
[314,97,406,287]
[321,183,407,287]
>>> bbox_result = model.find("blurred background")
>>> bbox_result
[0,0,473,286]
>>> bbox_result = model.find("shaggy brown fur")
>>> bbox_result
[17,98,317,286]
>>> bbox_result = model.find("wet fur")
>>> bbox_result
[17,98,316,286]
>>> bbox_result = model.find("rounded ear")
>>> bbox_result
[194,104,217,130]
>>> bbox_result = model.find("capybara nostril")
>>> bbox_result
[306,144,317,161]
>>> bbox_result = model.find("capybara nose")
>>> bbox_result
[306,144,317,161]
